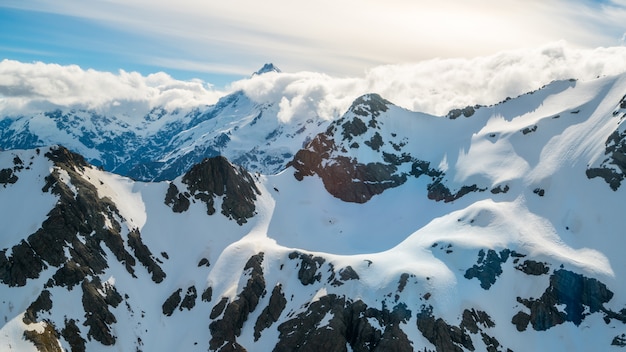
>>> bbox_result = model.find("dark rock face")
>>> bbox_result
[61,319,86,352]
[164,183,190,212]
[289,94,484,204]
[0,146,169,349]
[162,289,183,316]
[447,106,477,119]
[288,251,325,285]
[254,284,287,341]
[127,229,166,283]
[464,249,512,289]
[0,168,18,185]
[276,295,413,352]
[81,278,122,345]
[515,260,549,276]
[416,306,474,352]
[23,290,53,325]
[23,322,63,352]
[587,129,626,190]
[209,253,266,351]
[513,269,615,331]
[165,156,261,225]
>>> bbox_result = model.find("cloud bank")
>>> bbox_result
[3,43,626,121]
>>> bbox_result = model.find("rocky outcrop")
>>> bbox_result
[209,253,266,351]
[513,269,615,331]
[254,284,287,341]
[165,156,261,225]
[587,129,626,190]
[464,249,512,290]
[288,251,325,285]
[23,322,63,352]
[276,295,413,352]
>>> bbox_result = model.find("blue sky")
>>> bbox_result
[2,0,626,88]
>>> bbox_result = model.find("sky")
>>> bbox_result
[2,0,626,87]
[3,1,626,119]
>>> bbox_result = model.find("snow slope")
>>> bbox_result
[2,73,626,351]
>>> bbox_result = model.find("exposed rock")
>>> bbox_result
[254,284,287,341]
[490,185,509,194]
[612,334,626,347]
[181,156,261,225]
[0,168,18,185]
[464,249,511,289]
[522,125,538,135]
[587,129,626,190]
[23,321,62,352]
[162,288,182,316]
[202,287,213,302]
[288,251,325,285]
[209,253,266,351]
[427,180,484,203]
[164,183,190,213]
[127,229,166,283]
[447,106,476,119]
[275,294,413,352]
[61,318,86,352]
[23,290,53,325]
[338,266,360,281]
[513,269,615,331]
[180,286,197,311]
[198,258,211,267]
[81,278,122,345]
[416,305,474,352]
[515,260,549,276]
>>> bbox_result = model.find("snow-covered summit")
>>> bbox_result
[252,63,281,76]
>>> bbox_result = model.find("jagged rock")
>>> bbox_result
[180,286,197,311]
[513,269,615,331]
[416,305,474,352]
[276,295,412,352]
[447,106,476,119]
[515,260,549,276]
[23,290,53,325]
[23,321,63,352]
[612,334,626,347]
[254,284,287,341]
[427,180,484,203]
[162,289,182,316]
[61,319,86,352]
[0,168,18,185]
[587,128,626,190]
[198,258,211,267]
[127,229,166,283]
[288,252,325,285]
[181,156,261,225]
[338,266,360,281]
[464,249,511,289]
[522,125,538,135]
[202,287,213,302]
[164,183,190,213]
[81,278,122,345]
[209,253,266,351]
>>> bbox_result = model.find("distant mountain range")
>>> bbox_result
[2,67,626,351]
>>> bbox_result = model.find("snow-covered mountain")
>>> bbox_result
[2,71,626,351]
[0,65,328,181]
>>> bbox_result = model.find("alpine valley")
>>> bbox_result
[2,66,626,352]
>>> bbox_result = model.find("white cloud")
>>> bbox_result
[232,42,626,121]
[0,59,225,115]
[4,42,626,122]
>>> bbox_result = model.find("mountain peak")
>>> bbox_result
[253,63,281,76]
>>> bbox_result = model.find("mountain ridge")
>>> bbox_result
[2,72,626,351]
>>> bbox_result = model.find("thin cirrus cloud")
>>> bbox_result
[1,0,626,81]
